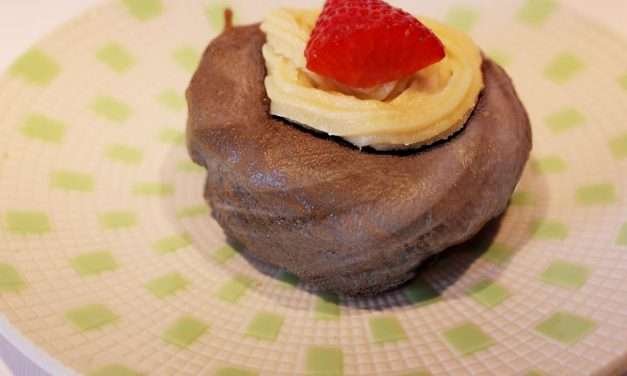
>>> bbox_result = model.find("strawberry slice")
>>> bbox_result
[305,0,446,88]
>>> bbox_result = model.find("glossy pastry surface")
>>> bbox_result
[186,25,532,295]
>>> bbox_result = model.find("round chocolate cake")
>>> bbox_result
[186,24,532,295]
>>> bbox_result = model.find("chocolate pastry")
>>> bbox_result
[186,24,532,295]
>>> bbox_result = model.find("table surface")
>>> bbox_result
[0,1,626,375]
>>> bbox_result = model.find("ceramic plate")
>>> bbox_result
[1,0,627,375]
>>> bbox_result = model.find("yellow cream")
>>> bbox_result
[260,8,484,150]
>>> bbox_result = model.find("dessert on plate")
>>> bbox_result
[186,0,532,295]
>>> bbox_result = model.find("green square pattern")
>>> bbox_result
[530,219,569,240]
[306,346,343,376]
[517,0,557,26]
[276,270,299,288]
[176,205,209,218]
[245,312,284,341]
[468,280,509,308]
[96,43,134,73]
[443,323,494,355]
[217,276,254,303]
[610,133,627,159]
[157,89,186,112]
[176,160,205,173]
[159,128,185,145]
[315,294,340,320]
[9,49,59,85]
[369,316,407,343]
[146,272,188,298]
[92,96,132,123]
[122,0,162,21]
[618,223,627,246]
[404,277,440,306]
[532,156,567,174]
[66,304,117,331]
[173,47,200,73]
[51,170,94,192]
[215,367,258,376]
[99,211,137,229]
[21,114,66,143]
[212,245,237,264]
[162,316,208,348]
[105,144,143,165]
[540,260,590,289]
[481,243,513,265]
[133,182,174,196]
[71,251,117,276]
[89,364,139,376]
[546,108,585,133]
[0,264,25,292]
[511,191,535,206]
[399,372,431,376]
[526,371,546,376]
[153,233,191,254]
[536,311,596,344]
[487,50,512,67]
[576,183,617,205]
[544,53,584,84]
[5,211,50,235]
[620,74,627,90]
[207,2,236,32]
[445,6,479,32]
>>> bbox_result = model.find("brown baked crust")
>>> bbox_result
[186,24,532,295]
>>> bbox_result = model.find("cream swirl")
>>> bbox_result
[261,8,484,150]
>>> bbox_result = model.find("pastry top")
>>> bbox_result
[186,24,532,294]
[261,7,484,150]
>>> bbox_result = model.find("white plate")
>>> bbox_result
[1,0,627,375]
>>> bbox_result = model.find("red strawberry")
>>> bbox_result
[305,0,446,88]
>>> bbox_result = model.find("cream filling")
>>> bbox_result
[260,8,484,150]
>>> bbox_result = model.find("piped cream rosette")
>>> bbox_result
[261,9,484,150]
